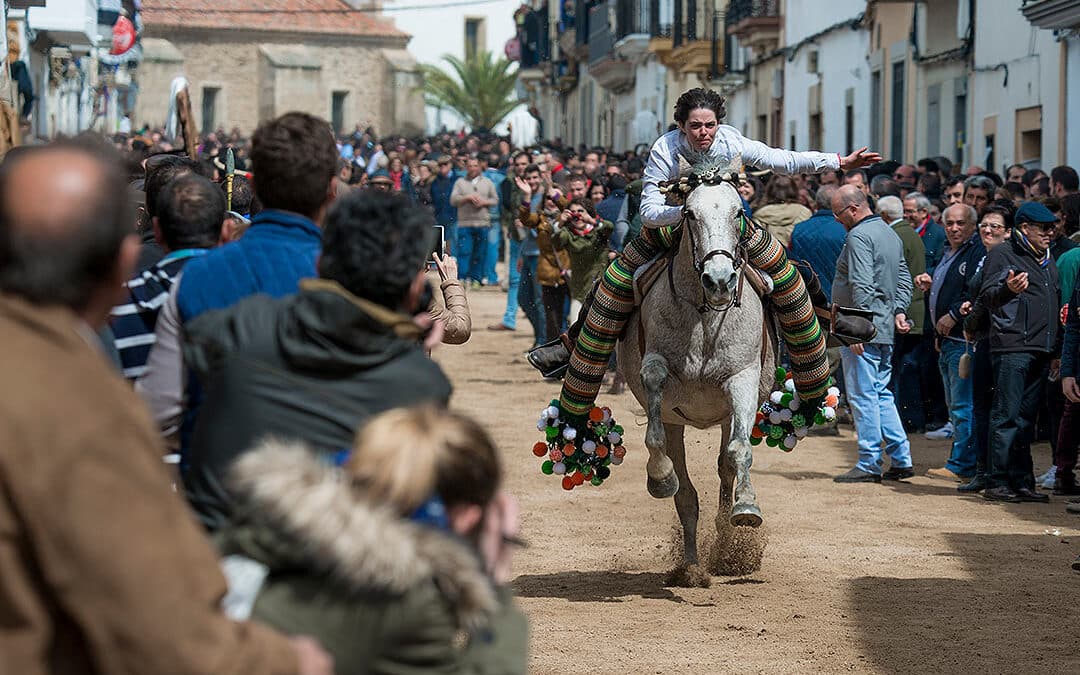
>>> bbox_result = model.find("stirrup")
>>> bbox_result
[527,336,571,379]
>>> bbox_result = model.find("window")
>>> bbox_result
[331,91,348,135]
[926,84,941,156]
[201,87,220,136]
[809,113,822,151]
[465,17,485,60]
[954,91,967,166]
[845,103,854,153]
[890,61,905,160]
[984,133,995,171]
[870,70,882,153]
[757,114,768,143]
[1016,106,1042,166]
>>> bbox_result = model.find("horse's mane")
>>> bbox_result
[676,148,742,179]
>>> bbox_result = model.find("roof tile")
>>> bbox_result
[141,1,408,39]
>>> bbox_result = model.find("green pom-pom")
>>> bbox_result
[541,460,554,475]
[814,411,826,425]
[781,392,793,405]
[769,426,784,440]
[550,399,560,407]
[612,425,624,435]
[774,367,787,383]
[591,476,603,486]
[749,435,762,446]
[791,414,806,428]
[765,436,779,447]
[545,426,560,440]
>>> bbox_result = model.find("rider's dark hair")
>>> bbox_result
[673,88,727,125]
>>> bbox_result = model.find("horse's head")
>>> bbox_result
[671,154,747,310]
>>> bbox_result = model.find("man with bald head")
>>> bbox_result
[914,203,984,483]
[830,185,914,483]
[0,141,330,675]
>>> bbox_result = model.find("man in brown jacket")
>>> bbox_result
[0,140,331,675]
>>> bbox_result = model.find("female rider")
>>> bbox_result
[530,88,880,419]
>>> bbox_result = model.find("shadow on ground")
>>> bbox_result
[848,533,1080,674]
[513,571,687,604]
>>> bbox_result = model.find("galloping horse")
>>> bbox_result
[616,157,777,585]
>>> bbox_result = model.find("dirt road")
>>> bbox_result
[435,287,1080,674]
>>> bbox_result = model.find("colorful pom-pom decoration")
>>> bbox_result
[531,401,625,490]
[753,367,841,453]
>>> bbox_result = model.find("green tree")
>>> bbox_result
[420,51,521,131]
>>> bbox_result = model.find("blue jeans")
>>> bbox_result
[456,226,488,282]
[841,343,912,474]
[442,222,458,257]
[501,238,521,329]
[484,223,501,285]
[517,254,545,345]
[938,339,975,476]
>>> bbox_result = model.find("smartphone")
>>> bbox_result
[428,225,445,269]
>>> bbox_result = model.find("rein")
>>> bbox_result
[660,170,754,314]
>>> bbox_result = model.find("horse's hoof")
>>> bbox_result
[730,503,763,528]
[647,472,679,499]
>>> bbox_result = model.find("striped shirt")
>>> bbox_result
[109,249,207,380]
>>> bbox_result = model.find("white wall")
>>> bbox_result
[1068,36,1080,166]
[782,3,868,154]
[969,2,1062,171]
[386,0,521,134]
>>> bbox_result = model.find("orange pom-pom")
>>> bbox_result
[550,449,564,462]
[613,446,626,459]
[751,426,765,438]
[588,407,604,422]
[563,443,576,456]
[825,394,839,407]
[755,411,765,424]
[573,472,585,486]
[532,442,548,457]
[596,445,609,458]
[562,475,575,490]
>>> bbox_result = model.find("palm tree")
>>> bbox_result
[419,51,521,132]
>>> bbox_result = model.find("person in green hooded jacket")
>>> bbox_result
[215,406,528,675]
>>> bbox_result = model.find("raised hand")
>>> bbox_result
[840,147,883,170]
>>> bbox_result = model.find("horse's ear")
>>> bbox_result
[677,154,693,176]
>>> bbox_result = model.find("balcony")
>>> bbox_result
[587,1,637,91]
[665,2,724,77]
[725,0,781,55]
[648,0,675,60]
[613,0,650,61]
[1022,0,1080,30]
[25,0,100,47]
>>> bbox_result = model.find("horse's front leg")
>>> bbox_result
[641,352,678,498]
[725,367,763,527]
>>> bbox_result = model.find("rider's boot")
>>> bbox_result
[794,262,876,346]
[527,284,596,379]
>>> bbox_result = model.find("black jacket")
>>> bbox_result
[977,235,1061,354]
[932,233,984,339]
[181,279,452,531]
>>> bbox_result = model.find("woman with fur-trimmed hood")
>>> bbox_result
[215,406,528,675]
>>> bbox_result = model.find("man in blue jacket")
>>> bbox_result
[790,185,845,301]
[430,156,458,254]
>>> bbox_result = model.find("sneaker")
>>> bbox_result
[833,467,882,483]
[926,467,963,482]
[1037,466,1057,490]
[924,422,954,440]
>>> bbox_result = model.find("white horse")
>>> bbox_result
[616,160,777,585]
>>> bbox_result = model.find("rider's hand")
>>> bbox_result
[839,147,883,170]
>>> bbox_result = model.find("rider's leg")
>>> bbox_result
[743,226,832,402]
[559,225,677,416]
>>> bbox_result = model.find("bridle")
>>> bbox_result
[659,169,754,313]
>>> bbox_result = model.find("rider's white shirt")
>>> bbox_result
[640,126,840,228]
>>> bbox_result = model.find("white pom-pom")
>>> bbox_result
[546,406,560,419]
[537,420,546,431]
[827,386,840,397]
[607,432,622,445]
[783,435,798,449]
[794,426,808,438]
[822,406,836,420]
[552,462,567,475]
[582,440,597,454]
[602,409,612,423]
[784,379,796,392]
[770,391,784,405]
[779,408,793,422]
[769,411,782,424]
[562,427,577,441]
[611,456,624,465]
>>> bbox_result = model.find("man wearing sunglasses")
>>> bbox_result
[978,201,1062,503]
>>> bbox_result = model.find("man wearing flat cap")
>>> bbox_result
[978,201,1062,503]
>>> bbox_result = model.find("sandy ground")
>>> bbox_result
[434,285,1080,675]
